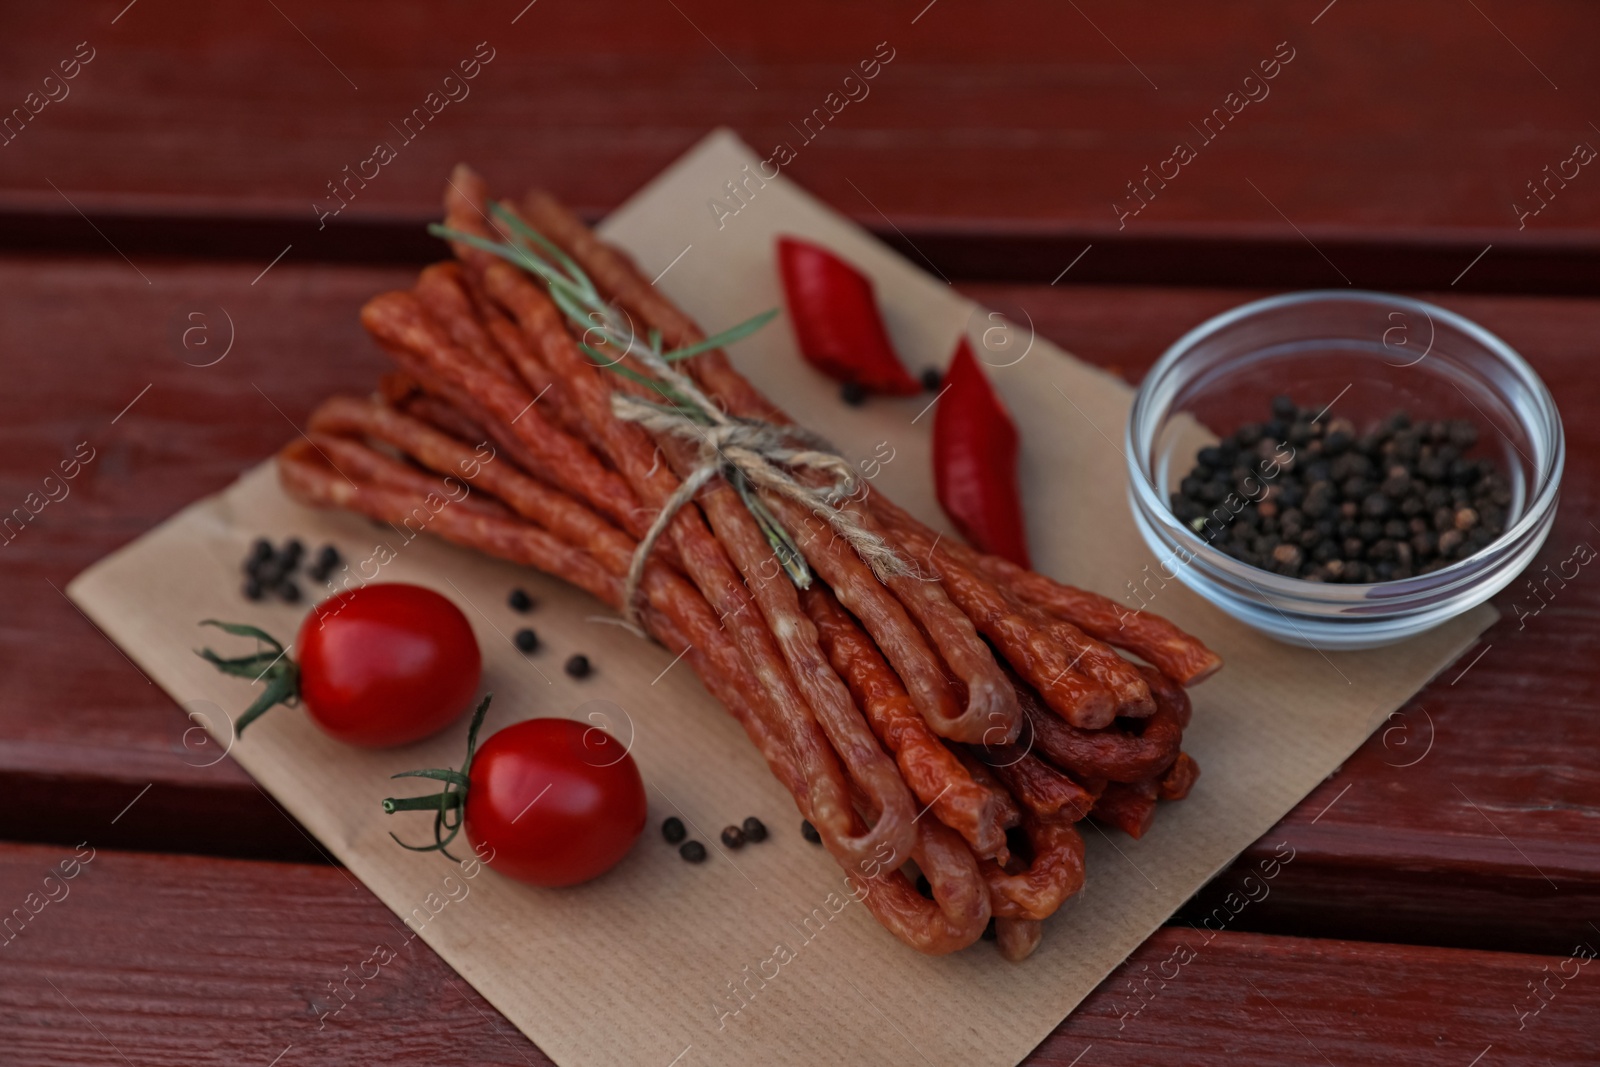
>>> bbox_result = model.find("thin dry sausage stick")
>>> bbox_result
[640,605,804,799]
[378,341,556,485]
[769,494,963,736]
[378,370,422,407]
[1015,669,1186,783]
[519,187,791,414]
[1091,779,1159,840]
[442,164,507,277]
[362,290,646,541]
[980,750,1097,821]
[416,262,595,446]
[303,432,508,521]
[440,190,884,873]
[802,584,1006,859]
[965,549,1223,686]
[652,440,919,875]
[515,185,1021,746]
[982,814,1086,921]
[277,440,619,606]
[1158,752,1200,801]
[994,919,1043,962]
[885,516,1117,729]
[853,816,991,955]
[401,392,497,452]
[416,263,516,381]
[950,747,1023,833]
[893,515,1155,716]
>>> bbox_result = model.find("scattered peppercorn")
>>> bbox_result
[281,538,304,566]
[742,816,768,842]
[508,588,534,613]
[662,816,686,844]
[277,580,301,604]
[721,825,746,849]
[840,381,868,406]
[514,628,540,653]
[250,538,274,563]
[920,367,943,392]
[800,819,821,844]
[308,543,341,583]
[243,578,264,601]
[679,840,707,863]
[1168,396,1509,583]
[564,654,592,678]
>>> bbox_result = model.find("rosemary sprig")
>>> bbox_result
[428,214,776,374]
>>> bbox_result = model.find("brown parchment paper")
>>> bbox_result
[68,130,1493,1067]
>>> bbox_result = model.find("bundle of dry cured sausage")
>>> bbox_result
[279,166,1221,962]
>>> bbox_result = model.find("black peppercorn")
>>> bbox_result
[920,367,942,392]
[680,840,707,863]
[721,825,746,849]
[277,580,301,604]
[243,578,264,601]
[508,588,534,612]
[840,381,868,406]
[564,654,591,678]
[514,628,540,653]
[800,819,821,844]
[662,816,686,844]
[742,816,768,842]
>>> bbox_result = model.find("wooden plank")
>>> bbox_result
[3,257,1598,946]
[2,2,1600,288]
[2,840,1595,1066]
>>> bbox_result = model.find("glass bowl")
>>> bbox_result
[1125,290,1563,649]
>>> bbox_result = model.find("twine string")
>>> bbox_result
[611,344,908,622]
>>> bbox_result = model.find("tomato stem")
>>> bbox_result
[381,694,493,861]
[194,620,301,736]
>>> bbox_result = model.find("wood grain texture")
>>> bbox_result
[2,2,1599,288]
[2,841,1595,1066]
[2,257,1597,950]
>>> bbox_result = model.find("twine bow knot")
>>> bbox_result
[611,345,908,623]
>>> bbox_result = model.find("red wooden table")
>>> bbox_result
[3,3,1598,1064]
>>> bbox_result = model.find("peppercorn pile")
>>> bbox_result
[240,537,341,602]
[1170,396,1511,582]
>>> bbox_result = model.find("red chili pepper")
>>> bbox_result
[933,338,1031,569]
[777,236,921,395]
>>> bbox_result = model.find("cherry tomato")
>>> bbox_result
[463,718,647,887]
[200,582,481,747]
[296,584,481,747]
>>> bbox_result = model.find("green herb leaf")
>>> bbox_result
[662,308,779,362]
